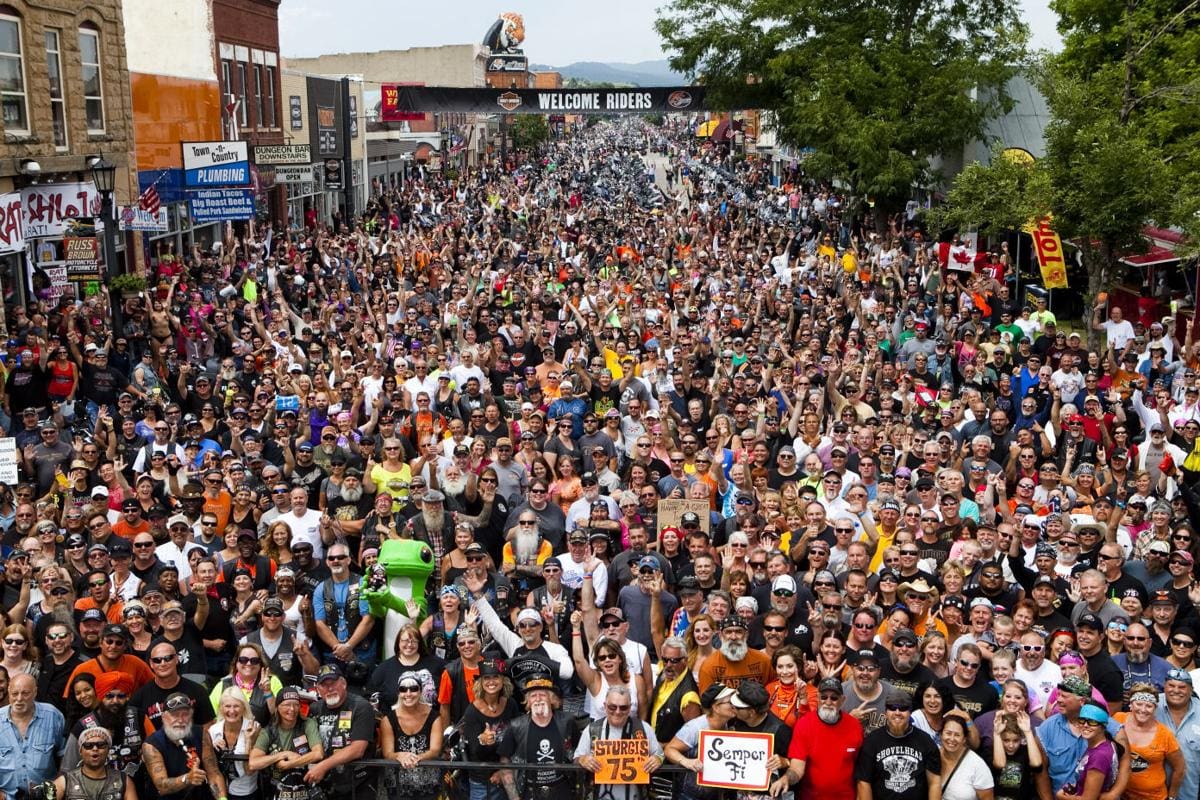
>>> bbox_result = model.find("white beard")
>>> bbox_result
[422,509,445,531]
[340,485,364,502]
[514,529,541,563]
[818,707,841,724]
[442,474,468,498]
[720,639,748,661]
[164,721,191,744]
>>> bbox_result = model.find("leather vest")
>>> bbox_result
[650,670,697,744]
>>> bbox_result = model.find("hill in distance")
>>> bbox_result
[528,59,686,87]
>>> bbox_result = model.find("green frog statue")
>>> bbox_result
[361,538,436,658]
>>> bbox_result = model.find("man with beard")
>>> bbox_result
[289,541,330,597]
[33,576,79,643]
[1073,613,1126,708]
[288,442,327,507]
[241,596,318,687]
[0,547,32,617]
[879,629,935,700]
[63,672,141,773]
[141,692,226,800]
[405,489,455,565]
[131,642,215,733]
[76,608,106,658]
[497,673,577,800]
[697,615,773,693]
[786,676,865,800]
[852,689,941,800]
[313,542,377,668]
[505,479,568,550]
[36,619,81,707]
[325,469,372,554]
[52,725,137,800]
[726,680,794,796]
[933,642,998,717]
[502,513,554,594]
[1111,621,1172,698]
[304,664,376,800]
[477,599,574,694]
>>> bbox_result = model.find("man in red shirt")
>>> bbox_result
[785,676,864,800]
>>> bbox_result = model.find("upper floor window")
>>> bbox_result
[78,25,104,133]
[0,14,28,135]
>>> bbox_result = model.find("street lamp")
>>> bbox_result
[90,154,123,336]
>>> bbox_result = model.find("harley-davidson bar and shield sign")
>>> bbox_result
[380,85,712,118]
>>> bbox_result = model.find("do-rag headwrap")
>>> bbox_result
[95,671,134,699]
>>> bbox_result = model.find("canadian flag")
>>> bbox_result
[914,384,938,407]
[948,243,976,273]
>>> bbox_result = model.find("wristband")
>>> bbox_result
[583,573,593,579]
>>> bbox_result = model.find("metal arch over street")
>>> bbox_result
[379,84,729,117]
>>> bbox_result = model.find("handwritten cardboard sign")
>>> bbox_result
[697,730,773,791]
[592,737,650,785]
[657,498,711,535]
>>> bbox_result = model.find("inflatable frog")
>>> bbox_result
[362,538,436,658]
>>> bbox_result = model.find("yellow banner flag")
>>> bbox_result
[1024,216,1068,289]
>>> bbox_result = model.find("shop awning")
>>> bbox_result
[1120,226,1185,267]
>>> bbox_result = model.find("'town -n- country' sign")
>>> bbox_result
[382,85,718,115]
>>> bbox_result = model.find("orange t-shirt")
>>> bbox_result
[74,597,125,623]
[697,648,774,694]
[204,490,233,531]
[64,654,154,696]
[1112,714,1179,800]
[112,518,151,541]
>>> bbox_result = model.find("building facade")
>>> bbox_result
[0,0,136,309]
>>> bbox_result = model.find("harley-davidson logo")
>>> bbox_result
[497,92,523,111]
[667,90,693,109]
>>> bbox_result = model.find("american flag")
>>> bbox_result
[138,185,160,216]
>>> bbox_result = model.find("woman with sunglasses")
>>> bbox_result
[420,584,467,661]
[1163,626,1197,671]
[0,624,38,679]
[380,674,445,800]
[209,642,281,725]
[571,616,644,721]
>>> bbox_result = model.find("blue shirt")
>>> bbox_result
[1037,712,1121,791]
[312,576,372,654]
[1157,697,1200,800]
[0,702,65,796]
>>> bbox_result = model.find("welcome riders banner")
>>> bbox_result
[380,85,710,118]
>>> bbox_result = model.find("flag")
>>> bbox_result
[138,185,160,216]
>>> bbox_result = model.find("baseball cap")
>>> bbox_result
[316,664,343,683]
[731,680,769,710]
[1075,613,1105,631]
[772,575,797,594]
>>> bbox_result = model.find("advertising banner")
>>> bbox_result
[182,141,250,188]
[21,183,101,239]
[486,54,528,72]
[274,165,318,184]
[119,206,168,232]
[380,84,428,122]
[1024,216,1069,289]
[385,85,710,115]
[0,192,22,254]
[64,228,101,282]
[254,145,312,165]
[188,189,255,223]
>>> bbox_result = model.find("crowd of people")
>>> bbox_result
[0,116,1198,800]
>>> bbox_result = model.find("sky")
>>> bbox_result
[280,0,1062,67]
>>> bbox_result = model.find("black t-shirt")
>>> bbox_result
[365,653,446,711]
[993,745,1042,800]
[459,700,520,778]
[81,363,128,405]
[152,626,209,674]
[879,661,936,700]
[496,716,571,787]
[853,724,942,800]
[309,693,377,795]
[1084,650,1125,704]
[131,677,215,731]
[933,675,999,718]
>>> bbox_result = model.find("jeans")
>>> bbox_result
[467,780,503,800]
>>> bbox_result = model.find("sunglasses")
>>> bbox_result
[80,741,109,750]
[398,685,421,694]
[237,656,262,665]
[150,654,176,664]
[885,704,909,712]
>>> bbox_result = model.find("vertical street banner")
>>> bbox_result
[1024,216,1069,289]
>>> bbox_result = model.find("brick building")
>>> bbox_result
[0,0,136,307]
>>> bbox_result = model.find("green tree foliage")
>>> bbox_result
[510,115,550,150]
[655,0,1028,221]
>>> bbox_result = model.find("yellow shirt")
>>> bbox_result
[369,463,413,511]
[650,670,700,727]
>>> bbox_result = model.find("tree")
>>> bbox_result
[655,0,1028,225]
[510,115,550,150]
[930,144,1051,240]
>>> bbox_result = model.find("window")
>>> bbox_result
[237,63,248,127]
[78,26,104,132]
[44,30,66,148]
[253,64,263,128]
[0,14,28,134]
[220,59,232,105]
[264,66,276,127]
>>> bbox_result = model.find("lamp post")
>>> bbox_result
[90,155,123,336]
